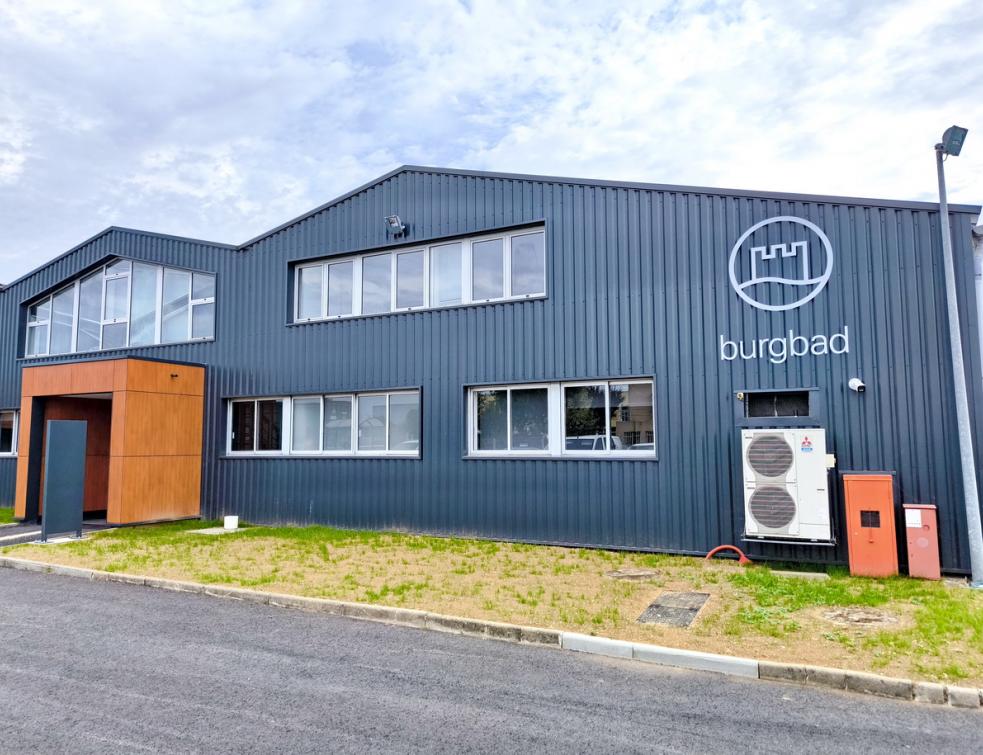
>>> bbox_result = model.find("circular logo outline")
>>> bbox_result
[728,215,833,312]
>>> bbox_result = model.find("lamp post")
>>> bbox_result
[935,125,983,587]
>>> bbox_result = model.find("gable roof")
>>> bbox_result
[5,165,980,289]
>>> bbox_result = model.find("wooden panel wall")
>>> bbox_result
[15,358,205,524]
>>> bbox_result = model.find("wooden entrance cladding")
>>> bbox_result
[14,357,205,524]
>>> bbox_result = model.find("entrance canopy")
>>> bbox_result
[14,357,205,525]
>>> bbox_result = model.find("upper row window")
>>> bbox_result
[25,259,215,357]
[294,228,546,322]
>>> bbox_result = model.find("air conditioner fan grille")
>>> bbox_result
[747,434,794,477]
[748,485,797,529]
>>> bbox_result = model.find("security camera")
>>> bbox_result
[848,378,865,393]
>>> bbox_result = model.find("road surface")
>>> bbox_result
[0,568,980,753]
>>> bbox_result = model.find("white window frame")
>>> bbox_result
[189,271,217,342]
[467,379,656,459]
[292,227,546,323]
[0,410,19,456]
[227,398,289,456]
[23,258,215,358]
[226,391,421,458]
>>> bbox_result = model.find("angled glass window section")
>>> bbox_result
[49,286,76,355]
[161,268,191,343]
[75,272,103,352]
[24,259,215,358]
[129,263,159,347]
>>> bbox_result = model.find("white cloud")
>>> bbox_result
[0,0,980,282]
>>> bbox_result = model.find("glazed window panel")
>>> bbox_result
[297,265,323,320]
[387,392,420,451]
[291,397,321,452]
[430,242,463,307]
[0,411,16,454]
[361,254,392,315]
[49,286,76,355]
[471,238,504,301]
[327,261,354,317]
[25,258,215,357]
[357,394,387,451]
[510,231,546,296]
[396,250,425,310]
[323,395,353,451]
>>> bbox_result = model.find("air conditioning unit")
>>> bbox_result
[742,428,831,542]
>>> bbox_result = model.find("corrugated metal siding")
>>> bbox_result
[0,458,15,508]
[1,169,981,572]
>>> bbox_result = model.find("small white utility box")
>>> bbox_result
[224,515,239,531]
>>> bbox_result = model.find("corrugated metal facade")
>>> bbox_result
[1,167,981,572]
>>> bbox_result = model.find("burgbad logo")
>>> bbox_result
[720,215,849,364]
[728,215,833,312]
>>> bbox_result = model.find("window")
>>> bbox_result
[229,399,284,453]
[0,411,17,455]
[468,379,655,457]
[24,259,215,357]
[395,250,425,310]
[293,227,545,323]
[361,253,392,315]
[430,242,463,307]
[472,238,504,301]
[227,390,420,457]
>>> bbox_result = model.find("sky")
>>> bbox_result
[0,0,980,284]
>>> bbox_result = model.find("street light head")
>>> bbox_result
[941,125,968,156]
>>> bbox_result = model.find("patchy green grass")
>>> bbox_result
[6,520,983,686]
[0,507,15,525]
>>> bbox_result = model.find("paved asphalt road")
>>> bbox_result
[0,569,980,754]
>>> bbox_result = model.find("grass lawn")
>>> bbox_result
[6,520,983,686]
[0,507,15,525]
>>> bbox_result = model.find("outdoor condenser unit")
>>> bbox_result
[741,428,832,542]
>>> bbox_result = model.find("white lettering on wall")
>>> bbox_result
[719,326,850,364]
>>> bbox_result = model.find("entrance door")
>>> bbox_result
[40,420,87,541]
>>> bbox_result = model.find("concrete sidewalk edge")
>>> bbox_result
[2,555,980,710]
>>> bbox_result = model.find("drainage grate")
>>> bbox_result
[637,592,709,628]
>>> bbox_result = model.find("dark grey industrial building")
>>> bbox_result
[1,166,981,573]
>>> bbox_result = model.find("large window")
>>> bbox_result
[294,227,545,322]
[468,379,655,457]
[227,390,420,457]
[0,411,18,455]
[24,259,216,357]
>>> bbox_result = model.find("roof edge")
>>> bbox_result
[1,226,235,291]
[397,165,982,215]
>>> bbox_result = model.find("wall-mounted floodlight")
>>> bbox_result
[384,214,406,236]
[940,125,968,156]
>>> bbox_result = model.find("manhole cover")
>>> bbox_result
[605,568,661,581]
[638,592,709,627]
[822,608,898,627]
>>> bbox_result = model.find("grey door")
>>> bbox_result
[41,420,87,541]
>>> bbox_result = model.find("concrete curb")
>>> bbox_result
[1,555,979,710]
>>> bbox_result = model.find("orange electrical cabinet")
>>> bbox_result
[842,473,898,577]
[904,504,941,580]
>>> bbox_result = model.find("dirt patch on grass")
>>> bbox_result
[7,521,983,686]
